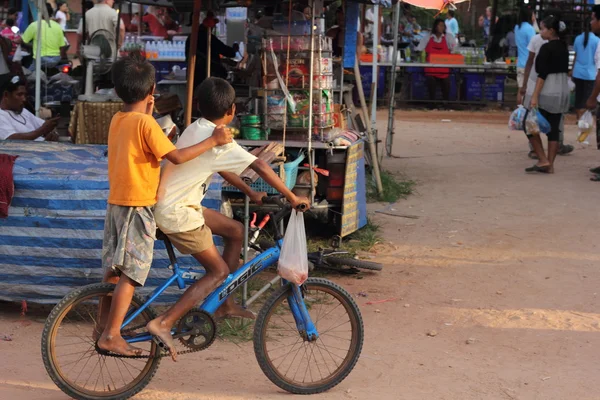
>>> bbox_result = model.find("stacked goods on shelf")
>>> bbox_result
[239,114,265,140]
[262,36,335,131]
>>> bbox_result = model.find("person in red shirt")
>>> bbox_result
[418,18,455,106]
[1,18,20,58]
[142,6,177,38]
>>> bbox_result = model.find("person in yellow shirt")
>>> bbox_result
[19,3,67,70]
[95,53,234,357]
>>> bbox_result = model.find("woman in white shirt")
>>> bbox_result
[55,2,70,31]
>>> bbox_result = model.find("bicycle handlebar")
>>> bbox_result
[261,195,308,212]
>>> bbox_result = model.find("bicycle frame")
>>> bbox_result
[122,238,318,344]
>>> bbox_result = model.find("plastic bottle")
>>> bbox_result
[405,47,411,63]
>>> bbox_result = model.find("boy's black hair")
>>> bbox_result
[111,53,156,104]
[5,18,14,26]
[7,7,17,15]
[448,10,455,18]
[46,3,54,17]
[195,77,235,120]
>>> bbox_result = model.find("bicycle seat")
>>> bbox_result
[156,228,168,242]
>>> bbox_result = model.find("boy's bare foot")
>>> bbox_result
[147,319,177,361]
[215,303,256,320]
[97,333,143,356]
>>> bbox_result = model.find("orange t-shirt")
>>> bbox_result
[107,112,176,206]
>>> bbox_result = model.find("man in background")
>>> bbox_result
[78,0,125,58]
[20,4,66,70]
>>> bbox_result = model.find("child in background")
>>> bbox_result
[96,54,233,357]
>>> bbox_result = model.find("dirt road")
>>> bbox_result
[1,110,600,400]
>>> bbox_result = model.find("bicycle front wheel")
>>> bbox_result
[41,283,161,400]
[254,278,364,394]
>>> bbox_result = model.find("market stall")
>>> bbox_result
[0,141,224,303]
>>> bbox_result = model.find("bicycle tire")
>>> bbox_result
[326,257,383,271]
[253,278,364,394]
[41,283,161,400]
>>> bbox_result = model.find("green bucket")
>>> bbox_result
[241,126,264,140]
[240,114,261,126]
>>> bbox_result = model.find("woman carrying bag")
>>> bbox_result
[523,16,570,174]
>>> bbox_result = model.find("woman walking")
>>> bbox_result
[524,16,570,174]
[571,21,599,119]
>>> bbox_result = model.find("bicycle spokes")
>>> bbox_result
[260,283,359,387]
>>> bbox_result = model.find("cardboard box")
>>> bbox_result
[429,54,465,65]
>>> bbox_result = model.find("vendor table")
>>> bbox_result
[68,101,123,144]
[360,61,516,106]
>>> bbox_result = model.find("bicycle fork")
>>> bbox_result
[287,284,319,342]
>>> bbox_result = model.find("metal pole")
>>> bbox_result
[307,0,316,204]
[354,58,383,194]
[385,0,400,157]
[246,276,281,306]
[242,195,249,306]
[370,5,379,130]
[34,0,43,117]
[206,25,211,78]
[185,0,202,126]
[115,2,122,62]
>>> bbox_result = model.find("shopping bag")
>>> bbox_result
[525,108,551,136]
[508,105,527,131]
[278,210,309,285]
[577,110,594,143]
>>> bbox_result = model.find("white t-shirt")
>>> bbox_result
[155,118,257,234]
[55,10,67,30]
[526,34,547,91]
[0,108,45,141]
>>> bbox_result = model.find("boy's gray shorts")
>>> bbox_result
[102,205,156,286]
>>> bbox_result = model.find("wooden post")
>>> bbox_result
[185,0,202,127]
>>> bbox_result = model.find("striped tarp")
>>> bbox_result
[0,141,223,304]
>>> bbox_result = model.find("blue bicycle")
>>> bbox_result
[41,196,364,399]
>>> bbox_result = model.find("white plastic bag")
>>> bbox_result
[577,110,594,143]
[278,210,308,285]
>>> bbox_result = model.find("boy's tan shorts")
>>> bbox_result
[167,225,214,255]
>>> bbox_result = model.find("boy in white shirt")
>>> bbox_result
[149,77,309,360]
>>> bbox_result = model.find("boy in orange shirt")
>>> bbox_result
[96,54,232,357]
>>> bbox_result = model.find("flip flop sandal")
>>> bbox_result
[528,151,539,160]
[94,341,144,359]
[590,175,600,182]
[525,165,551,173]
[590,166,600,174]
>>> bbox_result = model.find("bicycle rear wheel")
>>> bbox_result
[41,283,161,400]
[254,278,364,394]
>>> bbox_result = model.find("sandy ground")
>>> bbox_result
[2,109,600,400]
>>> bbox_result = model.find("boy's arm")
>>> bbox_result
[249,159,309,210]
[219,171,266,204]
[163,126,233,165]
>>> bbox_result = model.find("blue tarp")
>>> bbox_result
[0,141,223,304]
